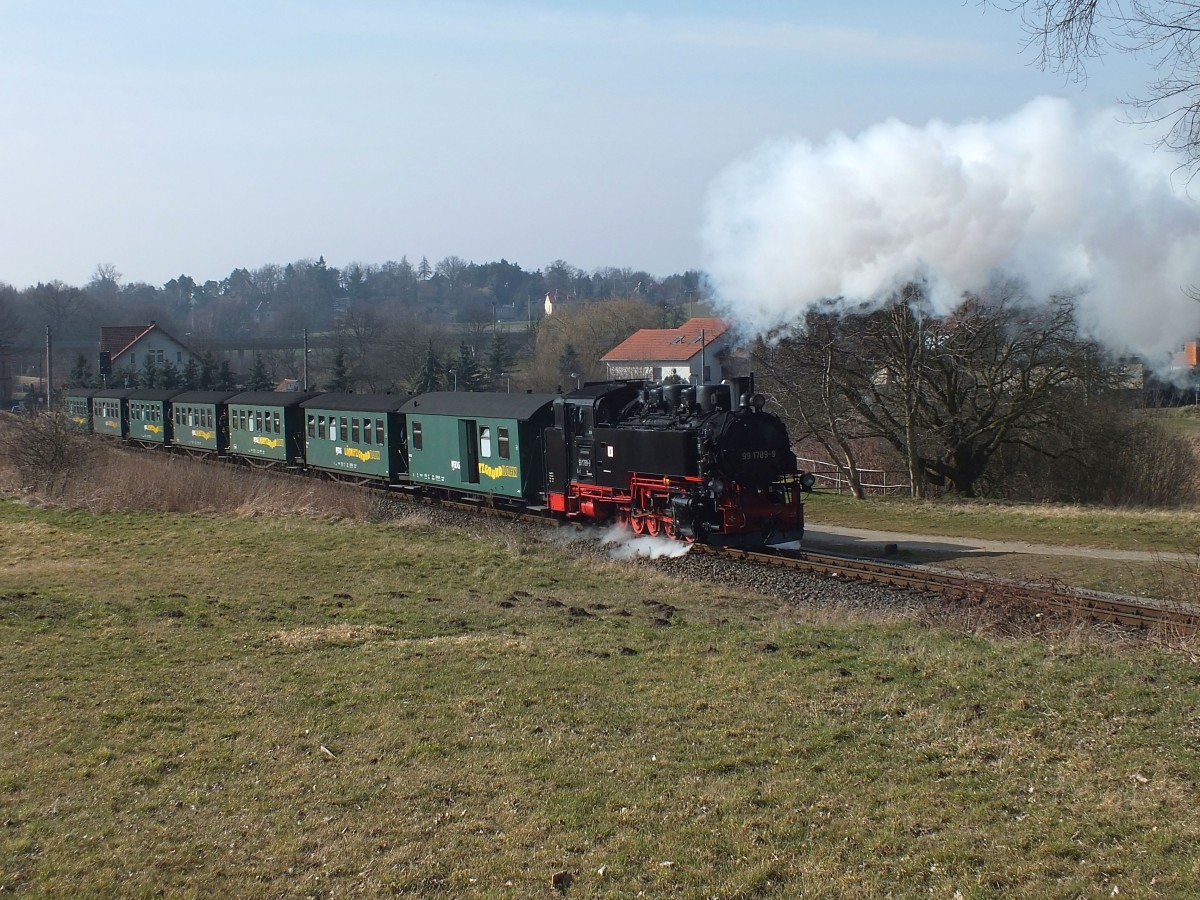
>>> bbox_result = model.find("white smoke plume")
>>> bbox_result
[701,97,1200,368]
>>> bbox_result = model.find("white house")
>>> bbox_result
[601,317,733,384]
[100,321,197,377]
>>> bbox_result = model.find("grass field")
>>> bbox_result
[3,498,1200,897]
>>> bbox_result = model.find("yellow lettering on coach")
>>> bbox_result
[253,436,283,450]
[194,429,214,441]
[479,462,518,480]
[344,447,381,462]
[146,424,162,435]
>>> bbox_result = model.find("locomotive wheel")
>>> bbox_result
[646,516,662,536]
[630,515,646,535]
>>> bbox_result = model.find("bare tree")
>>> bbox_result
[853,284,1110,496]
[991,0,1200,169]
[761,281,1116,498]
[755,313,876,499]
[86,263,122,300]
[31,281,85,339]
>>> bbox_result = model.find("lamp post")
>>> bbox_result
[449,368,457,392]
[570,372,581,390]
[501,372,511,392]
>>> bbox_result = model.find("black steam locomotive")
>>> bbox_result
[545,377,813,544]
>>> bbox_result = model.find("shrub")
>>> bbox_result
[0,411,94,496]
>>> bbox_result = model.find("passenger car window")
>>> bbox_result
[498,426,510,459]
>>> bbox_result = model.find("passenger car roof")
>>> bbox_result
[399,391,558,421]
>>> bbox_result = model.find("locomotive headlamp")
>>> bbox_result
[800,473,816,491]
[751,393,767,411]
[710,478,725,496]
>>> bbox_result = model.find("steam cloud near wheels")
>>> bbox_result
[701,96,1200,371]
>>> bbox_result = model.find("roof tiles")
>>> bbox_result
[601,317,730,362]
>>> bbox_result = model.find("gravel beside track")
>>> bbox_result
[640,550,928,614]
[386,498,929,616]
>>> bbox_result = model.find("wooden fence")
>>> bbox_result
[796,456,911,496]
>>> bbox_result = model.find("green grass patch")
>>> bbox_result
[807,491,1200,554]
[2,500,1199,896]
[1143,406,1200,440]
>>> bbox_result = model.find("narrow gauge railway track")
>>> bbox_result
[709,544,1200,636]
[112,441,1199,636]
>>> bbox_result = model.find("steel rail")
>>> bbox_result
[704,544,1200,635]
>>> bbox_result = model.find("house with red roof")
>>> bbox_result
[100,321,196,378]
[600,317,734,384]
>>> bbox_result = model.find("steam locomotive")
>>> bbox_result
[65,376,813,546]
[546,378,812,544]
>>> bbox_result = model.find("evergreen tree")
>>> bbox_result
[159,361,181,389]
[325,349,351,392]
[180,357,200,390]
[215,359,236,391]
[558,343,582,388]
[139,355,160,389]
[69,353,93,388]
[248,353,274,391]
[455,341,483,392]
[198,351,218,390]
[485,332,511,388]
[412,341,442,393]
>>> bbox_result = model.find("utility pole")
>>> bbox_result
[303,328,309,391]
[45,326,53,409]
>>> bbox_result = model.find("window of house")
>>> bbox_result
[412,421,422,450]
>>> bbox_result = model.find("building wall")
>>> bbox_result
[117,332,196,373]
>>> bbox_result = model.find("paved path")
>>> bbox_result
[800,524,1198,564]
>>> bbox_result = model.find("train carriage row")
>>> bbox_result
[62,380,812,545]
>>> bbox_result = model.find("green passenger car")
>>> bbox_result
[399,391,558,503]
[127,389,182,446]
[300,393,409,482]
[227,391,321,465]
[63,388,98,431]
[170,391,239,454]
[91,388,136,438]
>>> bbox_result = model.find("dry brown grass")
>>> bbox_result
[0,437,372,520]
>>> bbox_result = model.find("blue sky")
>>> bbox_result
[0,1,1155,289]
